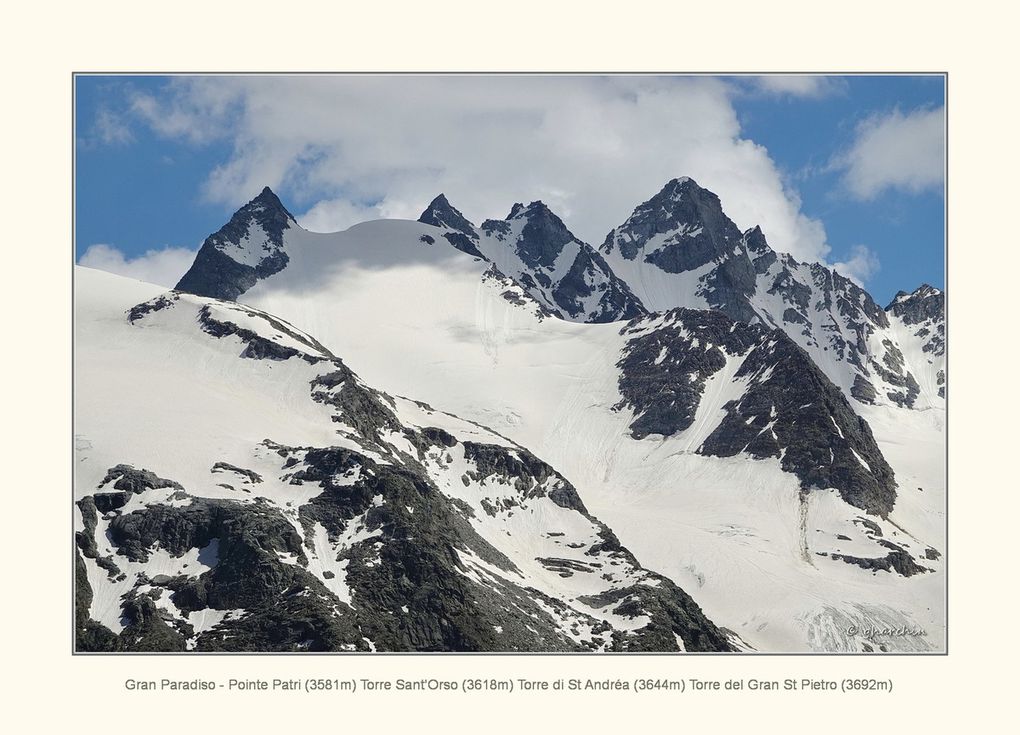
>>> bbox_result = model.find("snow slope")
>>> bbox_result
[223,214,946,652]
[74,265,731,652]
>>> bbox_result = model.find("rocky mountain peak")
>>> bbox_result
[516,202,577,269]
[244,186,297,233]
[742,225,768,254]
[418,194,477,238]
[175,186,295,301]
[509,200,550,217]
[600,177,743,267]
[885,283,944,325]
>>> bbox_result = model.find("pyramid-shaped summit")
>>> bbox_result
[601,176,743,267]
[418,194,477,238]
[175,187,295,301]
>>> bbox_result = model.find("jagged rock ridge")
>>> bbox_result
[599,177,943,410]
[417,196,646,323]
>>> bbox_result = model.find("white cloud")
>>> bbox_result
[94,107,134,145]
[834,106,945,200]
[129,78,238,145]
[298,197,384,233]
[752,75,842,98]
[78,243,197,288]
[118,75,832,263]
[832,244,880,285]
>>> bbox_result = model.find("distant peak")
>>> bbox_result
[601,175,735,260]
[507,200,558,221]
[251,185,285,207]
[666,175,695,188]
[490,200,577,270]
[658,175,713,201]
[418,193,477,237]
[889,283,942,307]
[885,283,944,320]
[239,186,296,224]
[175,186,294,298]
[742,225,775,266]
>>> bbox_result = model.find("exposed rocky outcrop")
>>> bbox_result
[831,539,930,577]
[615,309,897,516]
[419,196,644,323]
[176,187,295,300]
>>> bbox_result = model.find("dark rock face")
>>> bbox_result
[769,266,812,312]
[76,495,123,580]
[870,342,921,408]
[130,290,338,371]
[599,179,761,324]
[309,367,404,444]
[744,225,777,274]
[511,202,575,269]
[886,284,944,326]
[196,304,333,364]
[418,194,477,239]
[551,247,646,323]
[480,219,511,239]
[75,550,118,651]
[442,232,487,259]
[600,179,768,324]
[603,178,740,265]
[91,464,184,513]
[886,284,945,361]
[492,202,645,323]
[417,195,489,259]
[831,540,929,577]
[460,441,588,513]
[604,181,764,324]
[615,309,898,516]
[480,265,555,320]
[615,309,760,439]
[176,187,295,301]
[211,462,262,484]
[851,374,878,405]
[100,463,184,495]
[127,293,179,323]
[789,263,888,379]
[577,580,733,652]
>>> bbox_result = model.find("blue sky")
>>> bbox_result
[75,74,944,304]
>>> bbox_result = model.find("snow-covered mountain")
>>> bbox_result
[75,177,945,652]
[177,180,944,414]
[75,267,732,652]
[883,284,945,401]
[600,177,945,410]
[140,185,946,652]
[418,194,646,322]
[176,187,295,301]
